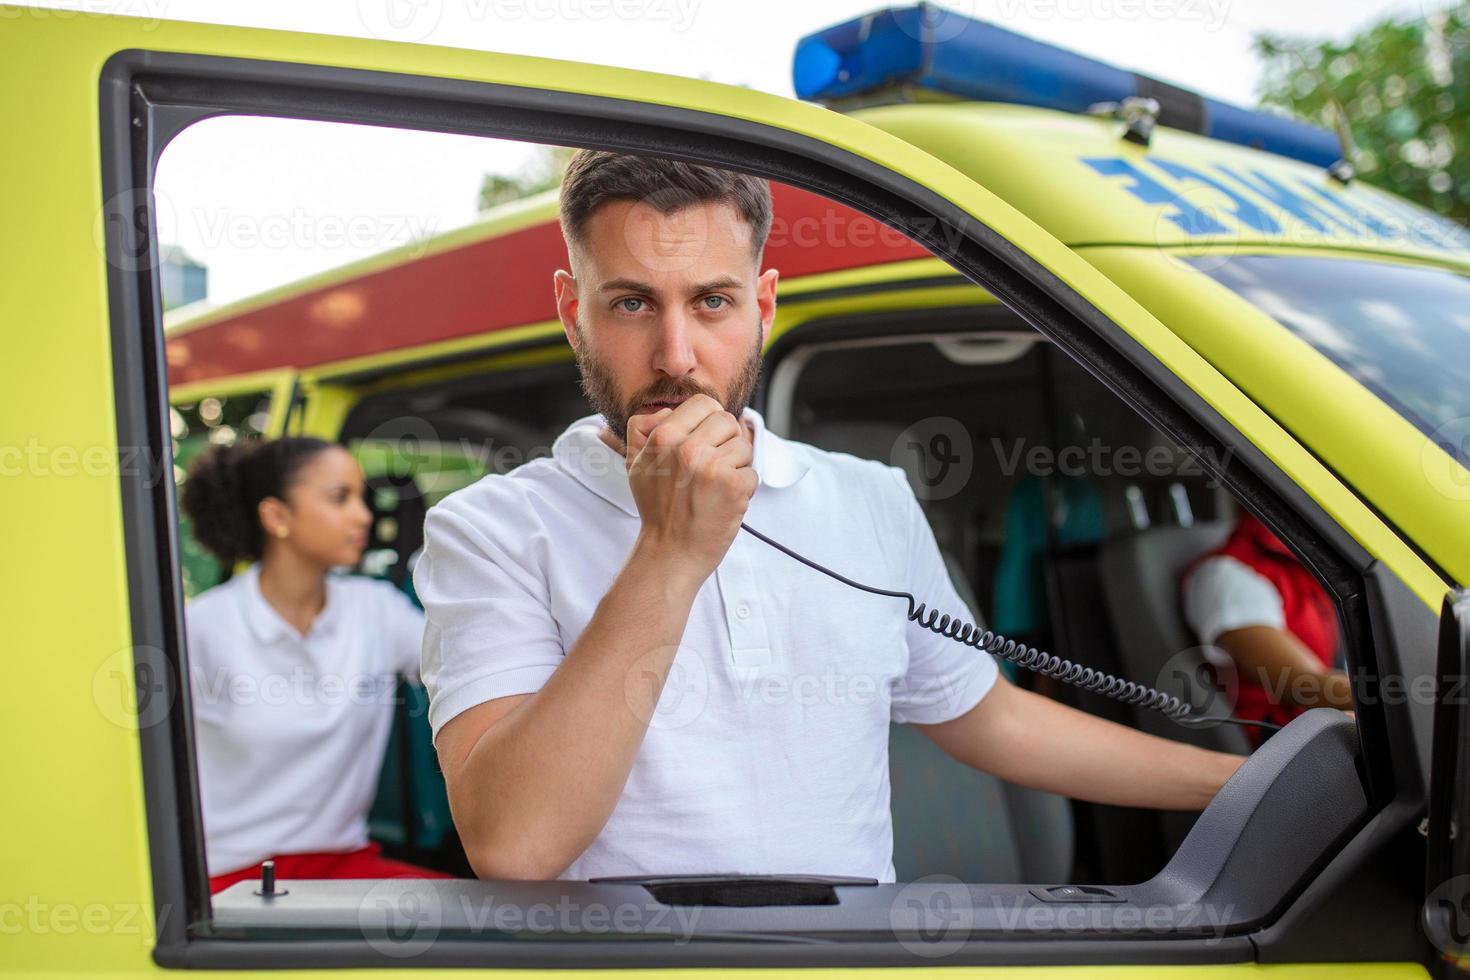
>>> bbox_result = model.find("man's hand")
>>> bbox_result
[620,394,757,583]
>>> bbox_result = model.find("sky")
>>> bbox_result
[14,0,1444,307]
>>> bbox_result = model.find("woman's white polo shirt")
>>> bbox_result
[185,563,426,875]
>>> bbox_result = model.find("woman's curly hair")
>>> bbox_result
[179,436,332,571]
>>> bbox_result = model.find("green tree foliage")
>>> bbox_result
[477,145,575,211]
[1254,3,1469,225]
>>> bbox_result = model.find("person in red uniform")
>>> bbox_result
[1181,511,1354,745]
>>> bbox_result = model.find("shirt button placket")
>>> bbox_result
[718,533,772,670]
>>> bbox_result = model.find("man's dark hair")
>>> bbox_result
[557,149,772,262]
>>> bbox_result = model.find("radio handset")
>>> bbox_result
[736,521,1279,735]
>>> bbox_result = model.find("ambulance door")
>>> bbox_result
[13,9,1423,975]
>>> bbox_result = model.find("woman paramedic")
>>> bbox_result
[179,435,452,892]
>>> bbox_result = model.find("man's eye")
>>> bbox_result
[616,297,646,313]
[701,295,729,310]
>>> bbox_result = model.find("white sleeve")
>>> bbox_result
[1182,555,1286,647]
[369,580,428,686]
[887,467,999,725]
[413,485,566,743]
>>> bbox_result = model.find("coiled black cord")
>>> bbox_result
[738,522,1280,734]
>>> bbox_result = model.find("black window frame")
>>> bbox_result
[98,48,1435,970]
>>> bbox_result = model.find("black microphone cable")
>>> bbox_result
[738,521,1282,734]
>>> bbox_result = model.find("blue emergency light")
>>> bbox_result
[793,4,1343,169]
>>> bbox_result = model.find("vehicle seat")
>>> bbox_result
[1097,522,1249,758]
[368,677,456,856]
[363,476,455,861]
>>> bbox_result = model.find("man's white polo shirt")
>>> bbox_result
[415,406,997,881]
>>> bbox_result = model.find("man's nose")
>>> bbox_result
[651,309,697,378]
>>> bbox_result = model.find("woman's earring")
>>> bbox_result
[275,527,289,539]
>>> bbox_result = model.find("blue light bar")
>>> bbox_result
[793,4,1342,169]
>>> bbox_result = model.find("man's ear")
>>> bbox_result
[756,267,779,348]
[553,269,579,348]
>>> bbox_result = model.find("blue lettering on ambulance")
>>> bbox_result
[1080,157,1230,235]
[1211,165,1362,235]
[1144,159,1280,235]
[1083,154,1468,254]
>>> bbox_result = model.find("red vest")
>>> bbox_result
[1185,514,1339,743]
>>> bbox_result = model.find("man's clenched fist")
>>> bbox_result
[615,394,757,583]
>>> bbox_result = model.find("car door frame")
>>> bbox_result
[94,39,1436,971]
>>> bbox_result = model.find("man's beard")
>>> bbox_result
[573,318,764,447]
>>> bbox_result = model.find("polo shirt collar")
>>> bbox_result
[241,562,344,644]
[552,405,809,518]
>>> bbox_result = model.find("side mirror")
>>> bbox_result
[1423,588,1470,973]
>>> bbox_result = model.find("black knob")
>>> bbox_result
[254,859,289,898]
